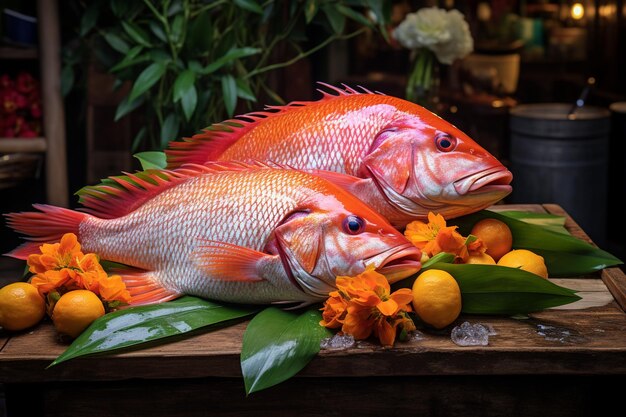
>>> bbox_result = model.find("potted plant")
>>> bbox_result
[63,0,391,152]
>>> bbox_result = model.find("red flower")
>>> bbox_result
[16,72,37,94]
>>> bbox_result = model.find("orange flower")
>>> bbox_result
[321,269,416,347]
[405,212,487,263]
[30,269,76,296]
[73,253,108,293]
[27,233,83,274]
[99,274,132,304]
[320,291,349,329]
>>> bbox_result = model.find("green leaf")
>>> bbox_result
[181,84,198,121]
[109,46,145,72]
[234,0,263,14]
[102,32,130,54]
[304,0,319,23]
[235,78,256,101]
[50,297,259,367]
[170,14,185,44]
[498,211,568,235]
[322,4,346,34]
[241,308,332,395]
[337,5,373,28]
[131,127,147,153]
[149,20,168,42]
[128,62,166,102]
[394,263,581,315]
[114,94,145,121]
[454,210,623,276]
[221,75,237,117]
[160,113,180,149]
[134,151,167,170]
[80,1,100,36]
[121,21,152,47]
[200,47,261,75]
[422,252,455,268]
[173,70,196,103]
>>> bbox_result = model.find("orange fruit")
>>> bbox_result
[52,290,105,338]
[412,269,462,329]
[0,282,46,331]
[497,249,549,279]
[465,253,496,265]
[470,218,513,262]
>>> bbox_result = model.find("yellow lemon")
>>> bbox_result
[465,253,496,265]
[0,282,46,331]
[412,269,462,329]
[52,290,105,339]
[497,249,549,279]
[470,218,513,262]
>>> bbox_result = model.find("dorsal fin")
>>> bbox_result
[76,162,273,219]
[165,82,384,169]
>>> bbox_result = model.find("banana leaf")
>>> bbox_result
[241,307,332,395]
[498,210,568,235]
[395,255,581,314]
[50,296,259,367]
[452,210,622,276]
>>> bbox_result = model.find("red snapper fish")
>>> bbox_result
[166,84,513,228]
[5,163,421,306]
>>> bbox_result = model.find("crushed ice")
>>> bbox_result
[450,321,493,346]
[320,333,355,350]
[536,324,585,344]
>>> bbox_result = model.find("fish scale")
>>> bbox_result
[166,84,513,228]
[7,164,423,306]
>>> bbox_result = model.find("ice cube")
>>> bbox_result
[451,321,490,346]
[320,333,356,350]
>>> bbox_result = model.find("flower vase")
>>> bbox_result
[406,48,440,112]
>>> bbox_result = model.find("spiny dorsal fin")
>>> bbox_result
[76,162,276,219]
[165,82,383,169]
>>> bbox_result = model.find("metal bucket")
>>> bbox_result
[509,103,610,245]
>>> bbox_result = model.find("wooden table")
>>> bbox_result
[1,204,625,417]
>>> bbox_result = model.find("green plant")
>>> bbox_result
[63,0,391,151]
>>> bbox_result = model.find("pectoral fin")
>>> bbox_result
[192,240,268,282]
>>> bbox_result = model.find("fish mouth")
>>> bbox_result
[453,166,513,196]
[366,243,422,284]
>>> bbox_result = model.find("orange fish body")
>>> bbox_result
[167,84,512,228]
[6,163,421,306]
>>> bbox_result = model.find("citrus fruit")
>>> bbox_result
[0,282,46,331]
[52,290,105,338]
[465,253,496,265]
[412,269,462,329]
[470,218,513,262]
[497,249,549,279]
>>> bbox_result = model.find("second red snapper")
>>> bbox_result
[166,84,512,228]
[5,163,421,306]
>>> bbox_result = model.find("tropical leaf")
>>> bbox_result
[241,307,332,395]
[160,113,180,149]
[129,62,167,102]
[50,296,259,367]
[498,210,568,235]
[395,262,581,315]
[134,151,167,170]
[114,94,145,121]
[221,75,238,117]
[453,210,622,276]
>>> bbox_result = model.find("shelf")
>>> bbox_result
[0,46,38,60]
[0,137,46,153]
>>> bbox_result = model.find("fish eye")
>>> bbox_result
[435,133,456,152]
[342,215,365,235]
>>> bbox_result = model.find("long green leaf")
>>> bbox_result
[322,4,346,34]
[134,151,167,170]
[200,47,261,75]
[498,210,568,235]
[234,0,263,14]
[395,262,581,314]
[160,113,180,149]
[121,21,152,47]
[114,94,145,121]
[241,307,332,395]
[50,296,259,367]
[181,84,198,121]
[173,69,196,102]
[102,32,129,54]
[129,62,167,102]
[454,210,622,276]
[221,75,237,117]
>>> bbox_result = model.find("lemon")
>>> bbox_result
[497,249,549,279]
[470,218,513,262]
[0,282,46,331]
[412,269,462,329]
[52,290,105,338]
[465,253,496,265]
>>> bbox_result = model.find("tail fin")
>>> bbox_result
[4,204,87,260]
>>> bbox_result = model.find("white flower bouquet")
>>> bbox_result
[393,7,474,107]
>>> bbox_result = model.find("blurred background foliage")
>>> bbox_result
[62,0,391,152]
